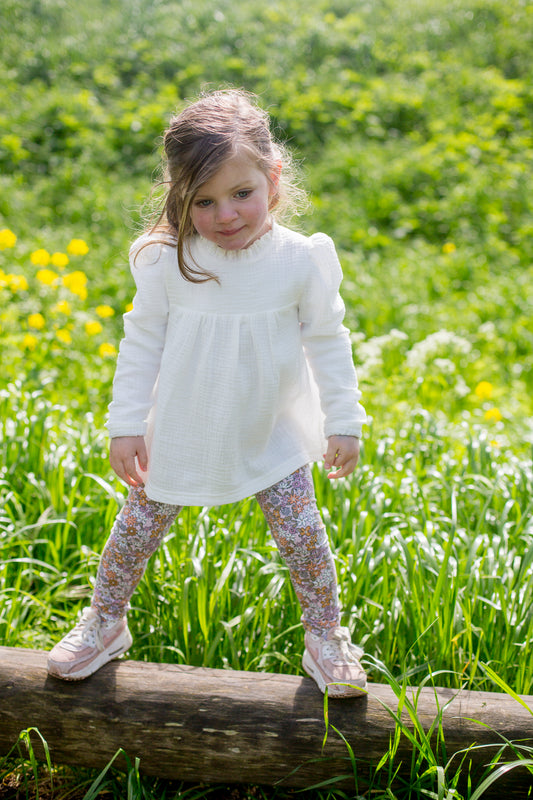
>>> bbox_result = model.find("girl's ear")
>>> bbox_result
[270,160,282,188]
[268,161,282,210]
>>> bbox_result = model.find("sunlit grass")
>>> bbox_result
[2,388,532,700]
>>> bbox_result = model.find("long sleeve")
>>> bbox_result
[299,233,366,439]
[106,238,169,438]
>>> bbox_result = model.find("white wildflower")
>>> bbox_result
[433,358,456,375]
[406,330,472,370]
[356,329,408,378]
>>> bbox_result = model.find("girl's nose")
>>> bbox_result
[216,201,238,223]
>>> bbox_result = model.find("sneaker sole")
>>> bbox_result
[302,649,367,698]
[47,628,133,681]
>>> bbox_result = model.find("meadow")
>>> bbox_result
[1,0,532,797]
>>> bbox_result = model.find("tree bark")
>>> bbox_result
[1,646,532,796]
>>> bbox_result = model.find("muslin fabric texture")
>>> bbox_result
[106,223,366,505]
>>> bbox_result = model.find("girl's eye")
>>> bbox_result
[236,190,251,199]
[196,199,212,208]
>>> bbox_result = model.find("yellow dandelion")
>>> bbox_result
[22,333,38,350]
[125,302,133,313]
[55,328,72,344]
[62,270,88,300]
[85,320,103,336]
[28,312,45,330]
[30,249,51,267]
[95,304,114,318]
[442,242,456,254]
[474,381,493,401]
[0,229,17,249]
[6,274,29,291]
[67,238,89,256]
[51,252,69,269]
[99,342,117,358]
[63,270,87,288]
[484,407,503,423]
[52,299,72,315]
[36,268,59,286]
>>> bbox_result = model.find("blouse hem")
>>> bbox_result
[143,451,322,507]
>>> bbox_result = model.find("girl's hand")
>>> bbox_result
[110,436,148,487]
[323,435,360,479]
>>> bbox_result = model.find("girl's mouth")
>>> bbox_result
[217,227,244,237]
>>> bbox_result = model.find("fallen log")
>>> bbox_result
[1,646,532,796]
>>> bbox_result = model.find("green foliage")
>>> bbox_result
[1,0,533,261]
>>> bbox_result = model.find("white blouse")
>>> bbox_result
[107,223,366,506]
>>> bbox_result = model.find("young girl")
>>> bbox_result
[47,89,367,698]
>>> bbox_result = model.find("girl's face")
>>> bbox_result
[190,152,276,251]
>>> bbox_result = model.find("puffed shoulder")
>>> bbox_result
[308,231,336,250]
[306,231,343,287]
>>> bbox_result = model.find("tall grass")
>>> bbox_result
[2,387,532,798]
[2,387,532,694]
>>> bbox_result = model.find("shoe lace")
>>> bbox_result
[61,610,105,652]
[322,628,364,665]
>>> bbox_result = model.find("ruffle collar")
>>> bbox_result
[192,222,277,264]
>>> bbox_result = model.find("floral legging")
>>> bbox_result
[92,465,340,636]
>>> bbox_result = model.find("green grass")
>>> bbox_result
[1,389,532,799]
[2,389,532,691]
[1,0,533,796]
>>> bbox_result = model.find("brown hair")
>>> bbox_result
[141,89,305,283]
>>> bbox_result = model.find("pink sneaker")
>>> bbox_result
[303,627,367,698]
[47,607,132,681]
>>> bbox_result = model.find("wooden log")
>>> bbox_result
[1,646,533,796]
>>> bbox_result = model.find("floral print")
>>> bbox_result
[256,465,340,635]
[92,465,340,636]
[92,486,180,621]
